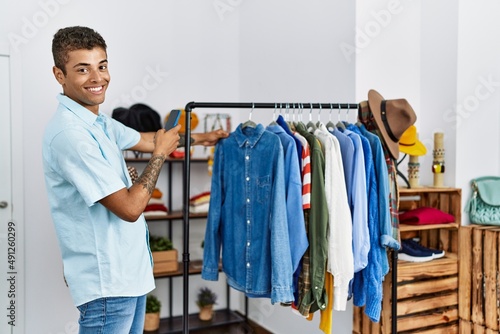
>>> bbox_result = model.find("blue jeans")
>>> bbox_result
[77,295,146,334]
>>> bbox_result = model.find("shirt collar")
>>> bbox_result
[295,122,307,133]
[266,124,286,135]
[234,123,266,148]
[57,94,100,126]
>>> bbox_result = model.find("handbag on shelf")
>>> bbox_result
[466,176,500,225]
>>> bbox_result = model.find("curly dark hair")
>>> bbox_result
[52,26,107,75]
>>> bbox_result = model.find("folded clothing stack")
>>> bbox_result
[189,191,210,214]
[144,188,169,217]
[398,238,445,262]
[398,206,455,225]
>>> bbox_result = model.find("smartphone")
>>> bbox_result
[164,109,181,130]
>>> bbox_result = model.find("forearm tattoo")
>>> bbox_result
[178,134,196,147]
[136,154,165,194]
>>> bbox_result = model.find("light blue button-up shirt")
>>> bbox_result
[202,124,294,304]
[266,124,308,273]
[340,128,370,273]
[332,127,370,273]
[42,94,155,306]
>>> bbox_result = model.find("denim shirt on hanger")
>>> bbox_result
[202,123,294,304]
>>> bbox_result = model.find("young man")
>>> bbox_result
[43,26,228,333]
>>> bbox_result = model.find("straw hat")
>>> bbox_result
[367,89,417,159]
[399,125,427,156]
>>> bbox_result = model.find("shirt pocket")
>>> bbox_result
[257,175,271,204]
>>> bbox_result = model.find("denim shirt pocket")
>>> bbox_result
[257,175,271,204]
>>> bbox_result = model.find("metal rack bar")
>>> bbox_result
[186,101,357,110]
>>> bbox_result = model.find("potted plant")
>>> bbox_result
[144,294,161,331]
[196,287,217,321]
[150,235,178,274]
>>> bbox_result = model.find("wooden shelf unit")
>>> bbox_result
[354,187,462,334]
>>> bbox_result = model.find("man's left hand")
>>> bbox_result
[192,129,229,146]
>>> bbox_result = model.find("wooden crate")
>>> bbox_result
[354,188,462,334]
[458,225,500,333]
[353,254,460,334]
[152,249,179,274]
[460,319,500,334]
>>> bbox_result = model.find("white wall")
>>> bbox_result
[2,0,500,333]
[419,0,459,188]
[455,0,500,216]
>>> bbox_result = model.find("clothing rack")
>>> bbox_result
[182,101,398,334]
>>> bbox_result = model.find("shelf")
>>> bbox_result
[152,309,245,334]
[145,211,208,221]
[400,222,459,232]
[153,260,221,279]
[125,156,209,163]
[399,186,461,194]
[397,253,458,283]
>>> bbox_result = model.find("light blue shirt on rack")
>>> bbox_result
[42,94,155,307]
[331,127,369,273]
[340,128,370,273]
[266,124,308,273]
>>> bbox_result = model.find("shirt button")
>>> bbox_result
[315,286,318,290]
[245,156,249,160]
[247,220,250,224]
[247,242,250,247]
[247,263,250,267]
[246,177,250,181]
[247,198,250,203]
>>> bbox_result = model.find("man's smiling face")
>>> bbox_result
[53,47,110,114]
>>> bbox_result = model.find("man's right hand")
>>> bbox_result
[153,124,181,157]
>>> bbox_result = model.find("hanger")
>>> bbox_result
[306,103,317,132]
[286,103,292,127]
[326,103,335,131]
[242,103,257,128]
[297,103,304,124]
[336,103,346,130]
[316,104,324,128]
[295,103,301,126]
[288,103,297,131]
[297,103,305,126]
[269,103,278,126]
[343,103,352,127]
